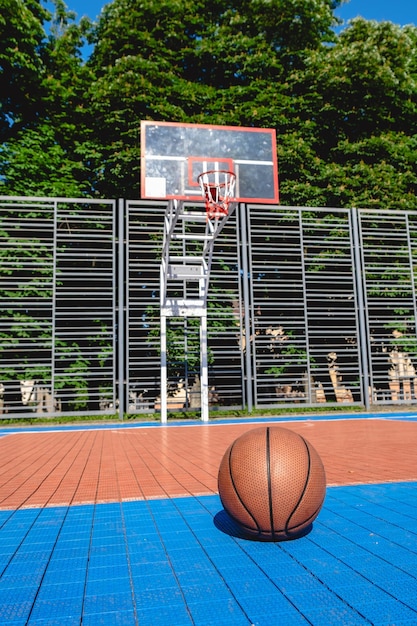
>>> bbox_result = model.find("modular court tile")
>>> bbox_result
[0,415,417,624]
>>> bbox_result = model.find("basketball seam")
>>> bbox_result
[266,427,275,540]
[287,501,324,533]
[227,440,261,535]
[285,435,311,535]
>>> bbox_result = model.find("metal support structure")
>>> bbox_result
[160,199,236,422]
[118,198,125,419]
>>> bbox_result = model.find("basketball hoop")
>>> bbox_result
[197,170,236,219]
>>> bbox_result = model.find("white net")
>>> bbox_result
[197,170,236,218]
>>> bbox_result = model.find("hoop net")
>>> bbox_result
[197,170,236,219]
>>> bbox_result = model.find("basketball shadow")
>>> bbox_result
[214,509,313,542]
[214,509,250,539]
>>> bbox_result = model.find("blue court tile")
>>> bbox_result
[175,565,227,585]
[0,573,42,590]
[383,578,417,604]
[180,581,235,604]
[29,596,83,621]
[0,600,33,623]
[165,551,213,574]
[45,556,88,572]
[314,569,372,591]
[58,524,91,536]
[93,502,122,517]
[132,571,179,592]
[128,547,169,566]
[229,576,284,599]
[202,542,251,564]
[64,505,95,520]
[87,563,131,581]
[358,600,417,624]
[91,532,125,547]
[186,597,251,626]
[135,604,193,625]
[341,553,406,582]
[35,507,68,523]
[127,534,166,551]
[6,508,39,524]
[57,528,92,543]
[129,560,174,581]
[41,569,87,587]
[89,543,126,558]
[303,605,369,625]
[0,510,13,524]
[0,556,12,572]
[86,576,131,596]
[159,529,198,549]
[283,586,356,615]
[81,609,138,625]
[11,550,53,565]
[0,587,38,608]
[3,560,47,579]
[134,585,186,610]
[24,529,60,542]
[36,581,86,600]
[240,591,299,614]
[83,591,134,615]
[275,571,344,594]
[2,480,417,625]
[28,618,80,626]
[50,544,90,560]
[250,610,309,626]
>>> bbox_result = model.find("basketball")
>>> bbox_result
[218,426,326,541]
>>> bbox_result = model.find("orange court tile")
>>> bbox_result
[0,417,416,509]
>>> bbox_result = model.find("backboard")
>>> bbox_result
[141,121,279,203]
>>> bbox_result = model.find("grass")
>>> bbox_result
[0,403,381,428]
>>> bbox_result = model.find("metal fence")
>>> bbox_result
[125,200,243,415]
[245,205,363,408]
[0,197,117,418]
[2,196,417,419]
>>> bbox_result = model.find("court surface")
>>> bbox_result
[1,413,417,625]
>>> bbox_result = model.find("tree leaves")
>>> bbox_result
[1,1,416,209]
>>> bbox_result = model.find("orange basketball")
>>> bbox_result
[218,426,326,541]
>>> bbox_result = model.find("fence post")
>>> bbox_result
[239,202,253,412]
[118,198,125,419]
[351,208,371,410]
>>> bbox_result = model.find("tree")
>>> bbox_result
[0,0,48,141]
[0,0,96,197]
[279,19,417,208]
[85,0,341,197]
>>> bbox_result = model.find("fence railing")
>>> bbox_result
[1,196,417,419]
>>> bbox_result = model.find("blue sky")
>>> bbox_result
[335,0,416,27]
[55,0,416,27]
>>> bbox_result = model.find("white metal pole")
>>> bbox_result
[160,311,168,423]
[200,313,209,421]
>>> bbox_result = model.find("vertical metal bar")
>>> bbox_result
[235,205,246,408]
[118,198,125,419]
[351,208,371,410]
[160,203,168,423]
[405,213,417,335]
[160,308,167,423]
[52,200,58,408]
[113,200,119,415]
[200,313,209,421]
[298,209,312,403]
[239,202,253,412]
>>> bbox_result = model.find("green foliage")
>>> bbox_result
[1,1,416,209]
